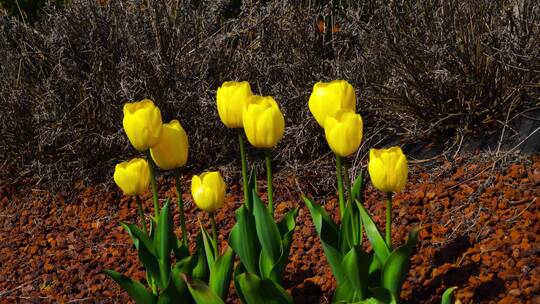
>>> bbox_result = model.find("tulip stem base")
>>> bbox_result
[335,155,345,221]
[135,196,147,234]
[265,150,274,217]
[146,151,160,220]
[210,212,218,253]
[386,192,393,250]
[175,170,188,247]
[238,132,251,211]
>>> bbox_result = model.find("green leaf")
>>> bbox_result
[351,170,365,203]
[209,246,235,300]
[236,272,293,304]
[120,222,160,288]
[368,254,382,287]
[342,246,370,300]
[199,221,217,269]
[246,166,258,211]
[268,208,298,282]
[357,201,390,264]
[172,235,190,261]
[103,270,157,304]
[303,196,348,285]
[192,233,209,280]
[276,207,298,237]
[441,287,456,304]
[333,279,359,303]
[302,195,339,249]
[340,203,355,252]
[381,227,420,299]
[233,262,247,303]
[252,191,283,264]
[183,274,225,304]
[155,200,172,288]
[158,277,181,304]
[229,204,261,275]
[171,257,195,302]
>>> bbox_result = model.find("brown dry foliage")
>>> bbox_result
[0,0,538,189]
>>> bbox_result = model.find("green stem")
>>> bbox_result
[265,150,274,217]
[238,132,251,210]
[386,192,393,250]
[342,160,353,206]
[146,151,160,221]
[174,170,188,246]
[335,155,345,220]
[210,212,218,255]
[135,196,147,234]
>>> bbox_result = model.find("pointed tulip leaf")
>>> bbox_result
[192,233,209,280]
[209,246,235,300]
[103,270,156,304]
[158,276,182,304]
[268,208,299,282]
[183,274,225,304]
[171,257,195,302]
[229,204,261,275]
[333,278,361,303]
[236,272,293,304]
[302,195,339,249]
[441,287,457,304]
[233,262,247,303]
[120,222,161,288]
[368,254,382,286]
[253,190,282,264]
[342,246,370,300]
[199,221,216,270]
[246,166,258,211]
[381,227,420,299]
[276,207,298,237]
[156,200,172,288]
[351,170,366,203]
[357,201,390,264]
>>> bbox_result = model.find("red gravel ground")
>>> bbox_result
[0,156,538,303]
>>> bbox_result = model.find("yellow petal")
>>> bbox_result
[150,119,189,170]
[216,81,253,128]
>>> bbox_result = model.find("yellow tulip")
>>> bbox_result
[368,147,408,193]
[216,81,253,128]
[123,99,163,151]
[191,171,226,213]
[308,80,356,127]
[113,158,150,196]
[242,95,285,148]
[150,120,189,170]
[324,110,363,157]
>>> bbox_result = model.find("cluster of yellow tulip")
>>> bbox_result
[107,79,443,304]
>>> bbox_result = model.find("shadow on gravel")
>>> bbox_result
[405,262,480,304]
[473,276,506,302]
[433,235,472,267]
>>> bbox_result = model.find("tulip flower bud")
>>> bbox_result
[324,110,363,157]
[191,171,226,213]
[368,147,408,193]
[113,158,150,196]
[150,120,189,170]
[242,95,285,149]
[216,81,253,128]
[308,80,356,127]
[123,99,163,151]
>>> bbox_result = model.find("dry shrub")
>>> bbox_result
[0,0,538,189]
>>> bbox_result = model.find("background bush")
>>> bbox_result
[0,0,538,190]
